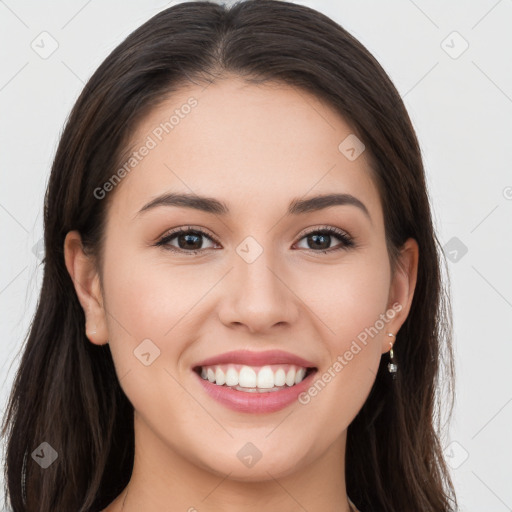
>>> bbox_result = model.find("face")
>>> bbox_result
[66,76,417,484]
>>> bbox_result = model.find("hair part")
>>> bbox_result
[1,1,457,510]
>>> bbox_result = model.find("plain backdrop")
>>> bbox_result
[1,1,511,511]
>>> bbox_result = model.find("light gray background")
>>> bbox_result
[1,1,511,510]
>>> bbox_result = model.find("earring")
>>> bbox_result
[387,333,397,378]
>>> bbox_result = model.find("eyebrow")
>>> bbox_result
[135,192,371,222]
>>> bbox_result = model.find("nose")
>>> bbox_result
[217,246,300,334]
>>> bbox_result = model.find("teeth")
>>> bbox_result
[239,366,257,387]
[230,385,285,393]
[225,367,238,387]
[274,368,286,387]
[295,368,306,384]
[198,363,311,389]
[257,366,275,389]
[285,368,296,386]
[215,367,226,386]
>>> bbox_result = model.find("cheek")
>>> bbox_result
[100,243,225,386]
[101,251,207,422]
[99,247,177,372]
[302,252,391,345]
[298,252,391,408]
[102,243,213,337]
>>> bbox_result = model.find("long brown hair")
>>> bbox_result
[1,1,457,510]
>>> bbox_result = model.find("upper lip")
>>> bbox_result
[193,350,317,369]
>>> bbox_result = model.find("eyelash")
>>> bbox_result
[155,225,355,256]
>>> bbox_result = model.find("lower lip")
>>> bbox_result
[193,369,317,413]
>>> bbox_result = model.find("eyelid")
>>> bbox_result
[158,225,220,244]
[297,224,351,239]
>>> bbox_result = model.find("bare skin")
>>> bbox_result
[64,76,418,512]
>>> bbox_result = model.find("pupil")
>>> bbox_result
[309,233,330,250]
[179,233,202,250]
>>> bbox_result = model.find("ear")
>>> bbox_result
[64,230,109,346]
[381,237,419,354]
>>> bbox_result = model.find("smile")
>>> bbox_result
[195,364,314,392]
[191,349,318,413]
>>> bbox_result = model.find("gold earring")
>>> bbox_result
[387,333,397,377]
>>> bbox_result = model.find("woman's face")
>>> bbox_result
[67,77,417,483]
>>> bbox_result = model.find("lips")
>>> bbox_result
[193,349,317,368]
[192,350,318,413]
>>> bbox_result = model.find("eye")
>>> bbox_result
[155,225,355,255]
[294,226,355,253]
[155,226,219,255]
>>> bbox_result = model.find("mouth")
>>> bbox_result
[191,349,319,413]
[193,364,318,393]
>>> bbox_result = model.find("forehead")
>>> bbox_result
[108,77,381,225]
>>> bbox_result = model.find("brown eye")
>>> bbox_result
[295,227,354,253]
[155,225,355,255]
[156,227,219,254]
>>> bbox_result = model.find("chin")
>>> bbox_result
[196,446,311,482]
